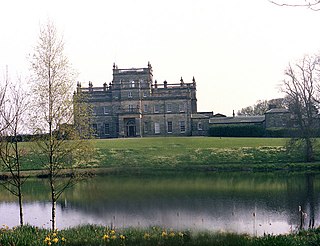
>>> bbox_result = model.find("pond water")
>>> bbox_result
[0,172,319,236]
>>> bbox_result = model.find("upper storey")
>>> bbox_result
[112,61,153,89]
[75,62,197,104]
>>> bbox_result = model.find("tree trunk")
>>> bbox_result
[305,137,314,162]
[18,187,23,226]
[16,138,24,227]
[50,177,56,231]
[51,193,56,231]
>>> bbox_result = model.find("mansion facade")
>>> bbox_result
[75,62,210,138]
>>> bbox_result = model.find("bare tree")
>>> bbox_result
[269,0,320,11]
[30,21,94,231]
[0,79,29,226]
[0,67,10,132]
[237,98,285,116]
[282,54,320,162]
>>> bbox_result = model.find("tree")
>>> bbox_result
[30,21,93,231]
[0,79,29,226]
[237,98,285,116]
[282,54,320,162]
[269,0,320,11]
[0,68,9,132]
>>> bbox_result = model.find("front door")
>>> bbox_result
[126,119,136,137]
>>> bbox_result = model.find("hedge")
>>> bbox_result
[208,125,320,138]
[208,124,265,137]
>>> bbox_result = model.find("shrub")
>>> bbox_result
[208,124,265,137]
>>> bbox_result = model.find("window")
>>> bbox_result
[143,92,147,97]
[144,104,148,113]
[92,107,97,115]
[198,122,203,130]
[179,104,185,112]
[144,122,148,133]
[154,122,160,134]
[128,91,132,98]
[167,103,172,113]
[179,121,186,133]
[103,106,109,115]
[130,80,135,88]
[154,105,160,113]
[167,121,173,133]
[116,122,119,133]
[128,105,134,112]
[104,123,110,135]
[92,123,98,135]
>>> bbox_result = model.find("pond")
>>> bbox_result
[0,172,319,236]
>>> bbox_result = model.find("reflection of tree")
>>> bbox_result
[306,174,315,228]
[285,173,316,229]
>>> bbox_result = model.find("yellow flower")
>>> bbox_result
[120,234,125,240]
[110,230,116,235]
[178,232,184,237]
[52,233,57,237]
[48,242,52,246]
[161,231,167,237]
[169,232,175,237]
[111,235,117,240]
[103,234,109,240]
[44,236,51,242]
[143,233,150,240]
[61,237,66,242]
[52,238,59,243]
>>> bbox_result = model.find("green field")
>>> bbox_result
[11,137,320,173]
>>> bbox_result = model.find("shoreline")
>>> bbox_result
[1,162,320,180]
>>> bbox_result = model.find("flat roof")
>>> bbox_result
[209,115,265,124]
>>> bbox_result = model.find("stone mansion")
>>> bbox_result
[75,62,211,138]
[74,62,290,138]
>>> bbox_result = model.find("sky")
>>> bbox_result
[1,0,320,115]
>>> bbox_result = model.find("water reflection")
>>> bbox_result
[0,172,319,235]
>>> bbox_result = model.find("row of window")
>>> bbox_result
[147,121,186,134]
[127,91,149,98]
[91,123,111,135]
[95,104,187,115]
[92,121,190,136]
[119,79,146,88]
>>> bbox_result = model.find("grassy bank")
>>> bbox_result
[4,137,320,175]
[0,225,319,246]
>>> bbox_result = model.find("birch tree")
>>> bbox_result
[30,21,93,231]
[0,80,29,226]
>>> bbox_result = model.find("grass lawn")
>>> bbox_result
[90,137,304,169]
[6,137,320,173]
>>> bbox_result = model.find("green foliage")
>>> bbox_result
[208,125,265,137]
[0,225,320,246]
